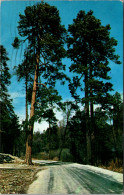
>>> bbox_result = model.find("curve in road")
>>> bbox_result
[27,163,123,194]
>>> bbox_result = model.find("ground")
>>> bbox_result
[0,155,123,194]
[0,154,43,194]
[0,163,43,194]
[27,162,123,194]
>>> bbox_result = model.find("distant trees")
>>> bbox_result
[0,45,20,155]
[33,90,122,166]
[109,92,123,158]
[67,10,121,164]
[58,101,78,159]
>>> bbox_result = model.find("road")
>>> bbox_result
[27,161,123,194]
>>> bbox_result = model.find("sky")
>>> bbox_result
[1,0,123,132]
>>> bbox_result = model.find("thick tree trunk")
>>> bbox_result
[25,54,39,165]
[25,76,28,123]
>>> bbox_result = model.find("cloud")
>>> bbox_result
[10,92,25,99]
[121,93,123,100]
[34,121,49,133]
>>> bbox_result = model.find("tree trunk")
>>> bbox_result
[0,101,2,153]
[0,131,2,153]
[112,126,119,157]
[25,75,28,123]
[25,73,28,161]
[25,54,39,165]
[85,73,91,165]
[89,67,94,164]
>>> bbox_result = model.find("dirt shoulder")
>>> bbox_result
[0,163,44,194]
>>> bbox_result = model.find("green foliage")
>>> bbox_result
[17,2,68,85]
[0,45,21,155]
[1,45,11,92]
[68,110,87,163]
[27,95,122,165]
[12,1,69,130]
[49,150,60,160]
[32,131,45,154]
[60,148,73,162]
[67,10,121,107]
[12,37,21,49]
[32,152,49,160]
[67,9,121,165]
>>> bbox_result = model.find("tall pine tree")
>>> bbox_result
[13,2,68,164]
[67,10,121,164]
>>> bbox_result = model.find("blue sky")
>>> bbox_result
[1,0,123,131]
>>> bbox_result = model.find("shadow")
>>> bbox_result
[33,161,72,166]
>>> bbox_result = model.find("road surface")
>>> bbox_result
[27,161,123,194]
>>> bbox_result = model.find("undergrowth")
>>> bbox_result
[99,158,123,173]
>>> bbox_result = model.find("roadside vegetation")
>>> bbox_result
[0,1,123,172]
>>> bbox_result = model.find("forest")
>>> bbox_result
[0,2,123,167]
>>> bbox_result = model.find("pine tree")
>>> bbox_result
[0,45,20,154]
[13,2,68,164]
[0,45,11,152]
[67,10,121,164]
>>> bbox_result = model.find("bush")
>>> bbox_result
[99,158,123,173]
[49,150,59,160]
[32,152,49,160]
[60,148,73,162]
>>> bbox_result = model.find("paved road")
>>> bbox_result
[27,162,123,194]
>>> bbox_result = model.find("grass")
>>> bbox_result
[99,158,123,173]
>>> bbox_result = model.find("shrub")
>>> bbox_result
[60,148,73,162]
[32,152,49,160]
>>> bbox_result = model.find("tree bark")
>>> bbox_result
[0,132,2,153]
[25,74,29,162]
[85,73,91,165]
[89,61,94,164]
[25,75,28,123]
[25,54,39,165]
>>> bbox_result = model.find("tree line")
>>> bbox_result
[0,2,123,166]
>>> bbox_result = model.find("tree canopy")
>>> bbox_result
[67,10,121,164]
[0,45,20,154]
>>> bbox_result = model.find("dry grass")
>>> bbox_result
[0,168,40,194]
[99,158,123,173]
